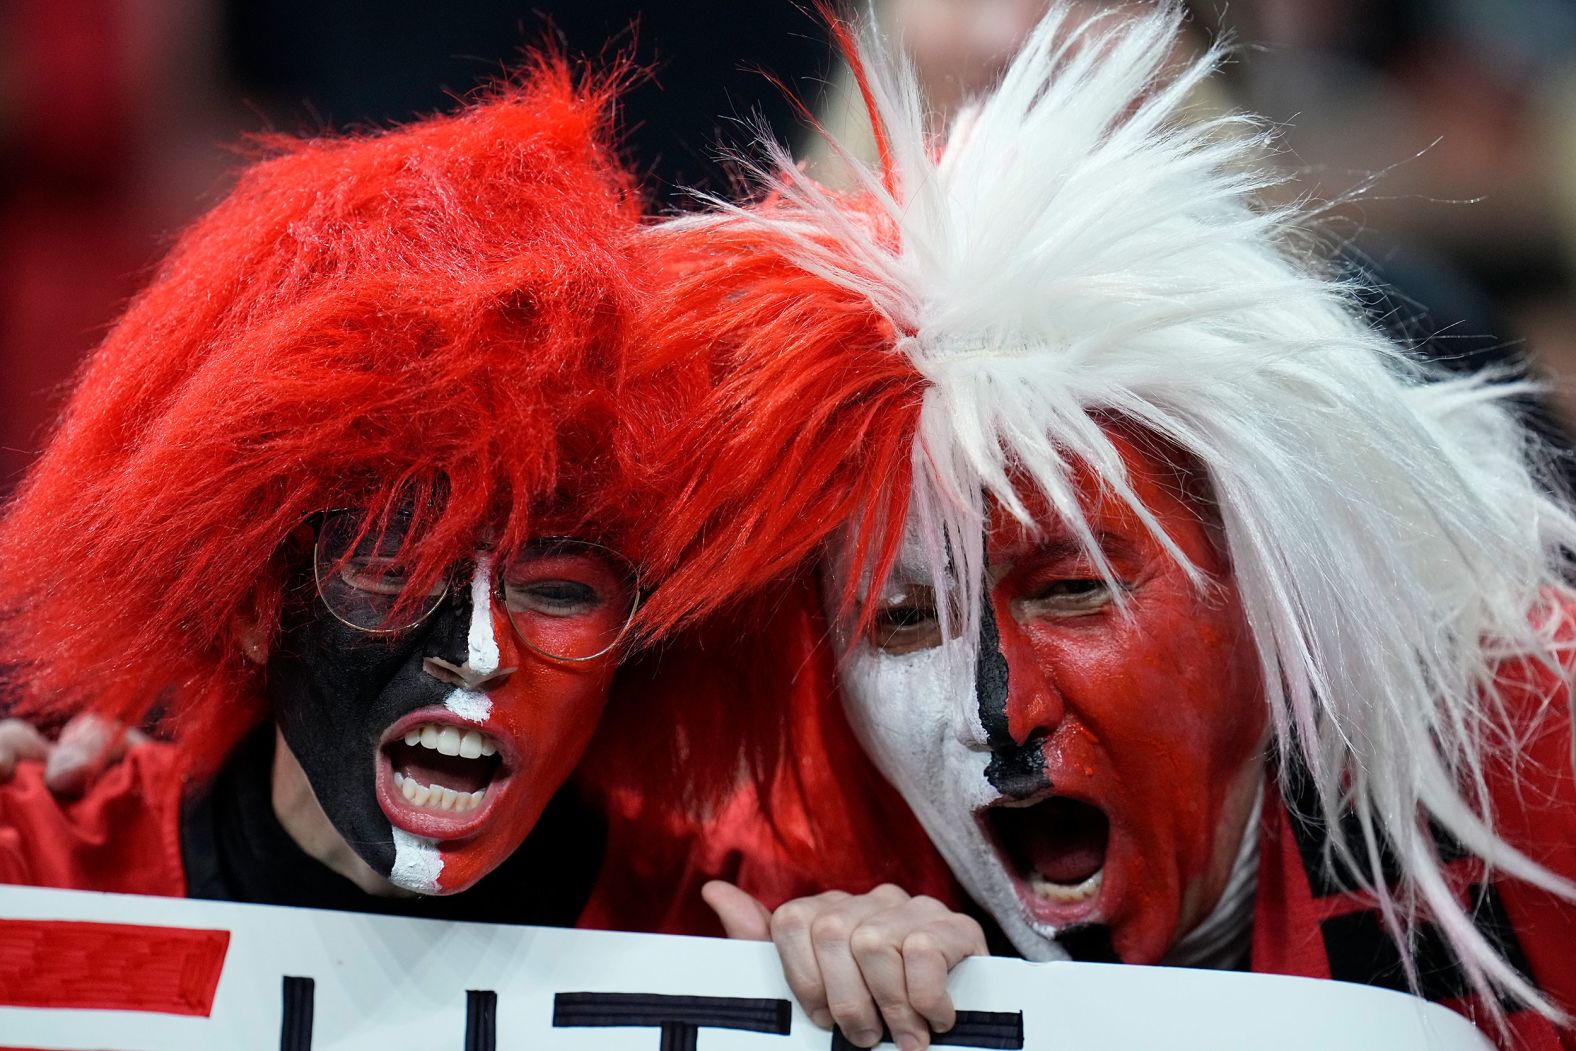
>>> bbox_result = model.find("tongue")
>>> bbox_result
[992,796,1109,886]
[1025,826,1105,885]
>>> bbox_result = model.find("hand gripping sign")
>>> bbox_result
[0,885,1489,1050]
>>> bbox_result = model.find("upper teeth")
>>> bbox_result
[403,723,498,758]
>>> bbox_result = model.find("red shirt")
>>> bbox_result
[0,744,188,895]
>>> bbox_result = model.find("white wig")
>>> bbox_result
[659,0,1576,1022]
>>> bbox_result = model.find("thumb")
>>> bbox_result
[702,880,773,941]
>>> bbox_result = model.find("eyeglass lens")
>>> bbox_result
[497,539,637,660]
[313,511,637,660]
[314,512,446,634]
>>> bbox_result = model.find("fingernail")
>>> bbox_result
[897,1035,922,1051]
[850,1029,881,1047]
[812,1010,833,1029]
[43,750,79,778]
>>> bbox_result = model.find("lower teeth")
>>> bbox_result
[1028,867,1104,904]
[393,771,486,812]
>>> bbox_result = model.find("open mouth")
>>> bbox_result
[376,713,512,838]
[982,796,1110,917]
[388,723,502,811]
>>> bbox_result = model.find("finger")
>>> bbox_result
[44,715,122,796]
[769,892,852,1029]
[55,714,119,759]
[903,909,989,1035]
[42,754,93,797]
[0,720,51,780]
[702,881,772,941]
[810,892,906,1046]
[850,911,930,1051]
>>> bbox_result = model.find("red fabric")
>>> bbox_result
[1252,787,1573,1049]
[0,747,186,896]
[1484,659,1576,1037]
[1247,794,1330,982]
[1251,647,1576,1049]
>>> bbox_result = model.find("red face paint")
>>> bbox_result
[978,428,1267,963]
[838,425,1266,965]
[423,603,616,892]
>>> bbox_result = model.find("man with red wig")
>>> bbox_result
[0,60,722,920]
[638,4,1576,1048]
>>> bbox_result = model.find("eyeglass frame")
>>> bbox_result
[308,509,641,664]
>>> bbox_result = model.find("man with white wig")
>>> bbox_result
[634,3,1576,1048]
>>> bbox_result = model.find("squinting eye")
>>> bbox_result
[505,579,601,617]
[868,587,945,654]
[338,559,411,596]
[1020,578,1117,617]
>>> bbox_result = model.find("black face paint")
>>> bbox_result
[985,737,1050,801]
[1057,923,1121,964]
[975,586,1012,750]
[977,591,1053,799]
[269,569,479,879]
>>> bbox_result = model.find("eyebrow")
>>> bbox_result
[1001,530,1144,566]
[881,528,1149,592]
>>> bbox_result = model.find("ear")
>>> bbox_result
[233,587,273,665]
[233,527,309,666]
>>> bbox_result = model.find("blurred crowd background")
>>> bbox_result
[4,0,1576,496]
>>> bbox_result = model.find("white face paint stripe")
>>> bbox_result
[443,686,492,724]
[467,554,500,676]
[389,827,443,894]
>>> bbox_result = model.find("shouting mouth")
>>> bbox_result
[375,710,514,839]
[981,795,1110,925]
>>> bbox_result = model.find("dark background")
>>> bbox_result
[0,0,835,494]
[5,0,1576,496]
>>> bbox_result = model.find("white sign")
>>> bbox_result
[0,884,1491,1050]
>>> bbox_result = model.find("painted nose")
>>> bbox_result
[971,589,1066,749]
[999,630,1064,747]
[421,553,517,693]
[973,590,1064,800]
[422,655,516,692]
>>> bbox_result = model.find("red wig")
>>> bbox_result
[0,60,665,775]
[632,204,924,640]
[606,199,959,907]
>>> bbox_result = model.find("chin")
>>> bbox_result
[379,823,516,896]
[405,853,494,895]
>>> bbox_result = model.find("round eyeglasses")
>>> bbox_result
[312,510,639,663]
